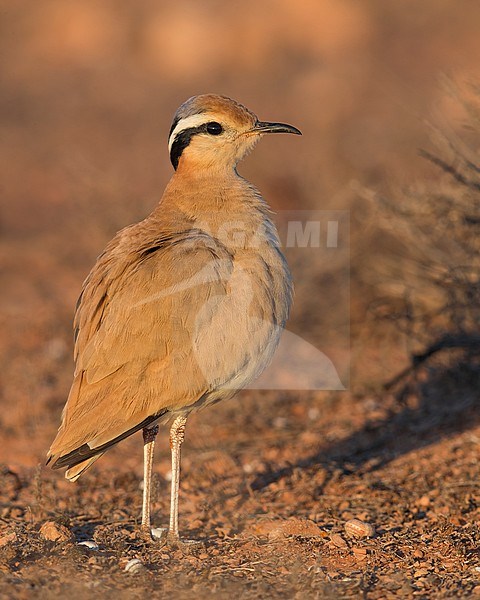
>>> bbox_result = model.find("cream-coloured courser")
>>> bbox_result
[47,94,300,542]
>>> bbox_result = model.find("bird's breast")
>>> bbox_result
[188,223,292,403]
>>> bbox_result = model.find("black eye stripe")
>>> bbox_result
[169,122,224,170]
[170,126,201,170]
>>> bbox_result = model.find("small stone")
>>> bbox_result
[151,527,167,541]
[352,547,367,560]
[123,558,145,574]
[330,533,348,549]
[78,540,99,550]
[416,495,431,508]
[40,521,74,543]
[344,519,375,539]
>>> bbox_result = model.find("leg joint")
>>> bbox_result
[143,425,159,444]
[169,415,187,449]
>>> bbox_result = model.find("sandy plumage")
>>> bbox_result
[47,95,297,491]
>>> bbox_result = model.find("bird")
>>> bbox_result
[47,94,301,543]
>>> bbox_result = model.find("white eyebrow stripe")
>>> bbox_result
[168,114,213,152]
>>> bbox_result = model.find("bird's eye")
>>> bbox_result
[206,122,223,135]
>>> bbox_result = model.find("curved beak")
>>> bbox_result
[252,121,302,136]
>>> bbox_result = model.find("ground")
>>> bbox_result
[1,372,479,598]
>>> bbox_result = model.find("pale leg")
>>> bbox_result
[167,415,188,541]
[141,425,159,537]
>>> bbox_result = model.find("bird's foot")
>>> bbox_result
[141,527,204,551]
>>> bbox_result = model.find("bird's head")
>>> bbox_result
[168,94,301,175]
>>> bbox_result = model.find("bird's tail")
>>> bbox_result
[64,453,105,482]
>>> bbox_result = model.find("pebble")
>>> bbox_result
[416,495,431,508]
[151,527,167,541]
[123,558,145,574]
[344,519,375,539]
[78,540,99,550]
[40,521,74,543]
[352,547,368,561]
[330,533,348,549]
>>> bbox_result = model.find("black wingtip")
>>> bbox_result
[47,409,169,471]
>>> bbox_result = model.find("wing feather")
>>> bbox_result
[48,228,233,465]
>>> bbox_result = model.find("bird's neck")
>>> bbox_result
[156,169,268,219]
[149,170,277,251]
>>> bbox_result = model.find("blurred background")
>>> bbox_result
[1,0,480,470]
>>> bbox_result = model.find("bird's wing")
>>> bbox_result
[48,229,235,462]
